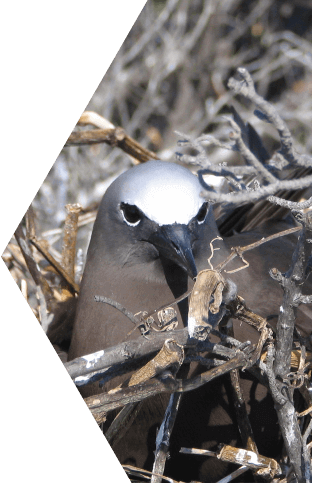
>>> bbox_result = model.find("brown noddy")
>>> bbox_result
[68,160,312,482]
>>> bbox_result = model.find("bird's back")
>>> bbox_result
[69,219,311,481]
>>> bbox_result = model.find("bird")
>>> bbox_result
[68,160,312,482]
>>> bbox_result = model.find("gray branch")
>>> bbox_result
[198,172,312,204]
[228,67,312,168]
[268,195,312,210]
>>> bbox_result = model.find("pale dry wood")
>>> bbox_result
[180,445,281,479]
[85,349,252,419]
[127,339,184,387]
[65,124,158,164]
[30,236,79,294]
[61,203,82,280]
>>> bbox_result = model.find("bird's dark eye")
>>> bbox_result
[196,202,208,224]
[120,202,142,226]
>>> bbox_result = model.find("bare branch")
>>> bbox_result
[65,125,158,164]
[268,195,312,210]
[226,115,277,184]
[199,172,312,204]
[85,349,252,417]
[228,67,312,168]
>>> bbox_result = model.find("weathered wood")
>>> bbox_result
[180,445,281,479]
[188,269,227,339]
[85,349,252,418]
[65,127,158,163]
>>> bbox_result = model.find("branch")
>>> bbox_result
[151,392,182,483]
[228,67,312,168]
[64,112,159,163]
[263,209,312,482]
[268,195,312,211]
[198,172,312,203]
[226,115,277,184]
[85,348,252,420]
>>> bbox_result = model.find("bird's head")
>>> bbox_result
[92,160,219,279]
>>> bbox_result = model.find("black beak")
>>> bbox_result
[148,224,198,279]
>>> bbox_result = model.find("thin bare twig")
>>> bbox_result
[66,126,158,164]
[228,67,312,168]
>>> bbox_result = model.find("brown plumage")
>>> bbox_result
[66,161,311,482]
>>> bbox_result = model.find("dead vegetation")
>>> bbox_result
[3,1,312,481]
[3,65,312,482]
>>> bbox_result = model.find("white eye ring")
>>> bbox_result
[120,203,142,227]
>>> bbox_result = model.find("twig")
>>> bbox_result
[266,209,312,482]
[151,392,182,483]
[65,327,242,381]
[14,222,55,311]
[229,359,258,453]
[198,172,312,203]
[85,349,252,418]
[128,339,184,387]
[105,401,144,447]
[226,115,277,184]
[65,126,158,164]
[268,195,312,211]
[180,445,281,479]
[217,226,301,273]
[94,295,138,325]
[29,236,79,294]
[61,203,82,281]
[228,67,312,168]
[272,219,312,378]
[66,328,190,379]
[123,464,183,483]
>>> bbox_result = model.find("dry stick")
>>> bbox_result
[228,67,312,168]
[87,340,184,430]
[226,323,258,452]
[25,205,36,239]
[199,172,312,204]
[94,295,138,325]
[151,392,182,483]
[268,194,312,211]
[151,354,188,483]
[226,116,277,184]
[180,446,281,479]
[86,349,251,419]
[61,203,82,281]
[127,339,184,387]
[269,215,312,482]
[29,236,80,294]
[58,203,82,303]
[226,320,269,483]
[65,127,158,164]
[67,329,241,386]
[66,328,191,379]
[273,221,311,377]
[242,175,311,232]
[230,369,258,450]
[105,401,144,447]
[78,111,115,129]
[123,464,183,483]
[216,225,301,273]
[14,222,55,312]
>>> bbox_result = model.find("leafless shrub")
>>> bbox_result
[32,0,312,237]
[3,1,312,481]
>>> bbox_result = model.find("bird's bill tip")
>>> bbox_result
[148,223,198,279]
